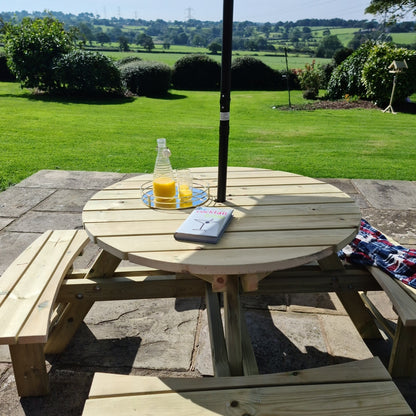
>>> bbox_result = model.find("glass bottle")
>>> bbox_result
[153,138,176,208]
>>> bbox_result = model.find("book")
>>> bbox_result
[174,207,234,244]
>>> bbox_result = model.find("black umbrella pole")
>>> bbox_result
[217,0,234,202]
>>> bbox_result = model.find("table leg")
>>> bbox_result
[45,249,121,354]
[205,284,231,376]
[223,277,243,375]
[319,253,382,340]
[222,277,259,376]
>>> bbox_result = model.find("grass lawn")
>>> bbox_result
[1,81,415,191]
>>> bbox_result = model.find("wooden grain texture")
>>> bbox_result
[0,230,89,345]
[369,266,416,326]
[83,358,413,416]
[82,167,361,277]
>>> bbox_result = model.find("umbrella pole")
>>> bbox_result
[217,0,234,202]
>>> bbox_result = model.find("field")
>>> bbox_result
[103,47,330,70]
[1,81,415,191]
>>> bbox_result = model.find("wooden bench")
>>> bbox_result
[82,357,413,415]
[0,230,90,397]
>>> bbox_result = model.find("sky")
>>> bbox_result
[2,0,380,22]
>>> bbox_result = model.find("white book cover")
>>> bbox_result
[174,207,234,244]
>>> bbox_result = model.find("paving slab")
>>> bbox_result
[5,211,83,233]
[14,169,130,190]
[58,298,201,372]
[0,187,56,218]
[0,231,42,274]
[353,179,416,210]
[35,189,98,212]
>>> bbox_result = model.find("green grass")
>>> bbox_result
[1,81,415,191]
[390,32,416,45]
[103,48,330,71]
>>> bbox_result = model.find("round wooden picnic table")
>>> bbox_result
[82,166,361,376]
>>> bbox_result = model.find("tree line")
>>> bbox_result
[1,10,414,56]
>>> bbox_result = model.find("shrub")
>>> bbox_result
[295,61,323,98]
[327,41,416,105]
[361,43,416,106]
[172,54,220,90]
[0,52,15,82]
[231,56,280,90]
[53,50,123,96]
[326,41,374,100]
[3,16,75,91]
[120,60,171,97]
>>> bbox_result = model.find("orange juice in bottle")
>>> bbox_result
[153,138,176,208]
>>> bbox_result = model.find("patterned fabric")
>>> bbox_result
[338,219,416,289]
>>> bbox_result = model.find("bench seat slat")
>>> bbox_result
[0,231,53,308]
[18,230,90,344]
[83,382,412,416]
[83,358,412,416]
[88,357,390,398]
[368,266,416,326]
[0,230,89,344]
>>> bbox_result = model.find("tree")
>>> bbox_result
[208,41,221,54]
[119,36,130,52]
[3,16,75,91]
[316,35,343,58]
[366,0,416,22]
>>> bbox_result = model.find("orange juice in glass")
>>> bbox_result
[177,169,193,208]
[153,176,176,208]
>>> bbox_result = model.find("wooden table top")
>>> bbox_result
[82,167,361,277]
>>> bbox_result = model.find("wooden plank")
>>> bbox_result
[83,193,354,214]
[204,284,231,377]
[45,250,121,354]
[127,246,334,276]
[83,381,412,416]
[337,291,383,339]
[389,319,416,377]
[208,183,352,196]
[83,214,360,239]
[257,265,381,294]
[369,266,416,326]
[0,230,78,345]
[17,231,90,343]
[57,274,206,303]
[95,175,323,196]
[99,227,357,255]
[317,254,382,340]
[9,343,49,397]
[223,277,243,376]
[88,358,390,398]
[0,231,52,308]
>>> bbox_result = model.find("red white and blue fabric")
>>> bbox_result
[338,219,416,289]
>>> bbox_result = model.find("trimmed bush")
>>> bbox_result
[172,54,220,90]
[231,56,280,90]
[53,50,123,96]
[120,60,171,97]
[0,52,15,82]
